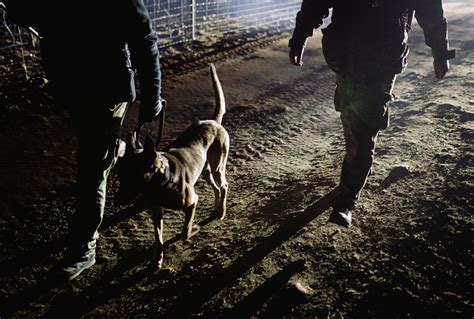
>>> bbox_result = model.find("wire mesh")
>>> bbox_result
[147,0,301,47]
[0,6,41,81]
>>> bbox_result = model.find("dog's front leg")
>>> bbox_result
[183,196,200,240]
[151,206,164,269]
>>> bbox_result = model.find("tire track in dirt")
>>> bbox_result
[225,66,337,168]
[160,30,293,78]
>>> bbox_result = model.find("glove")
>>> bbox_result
[138,97,166,124]
[433,59,449,79]
[288,38,307,66]
[289,46,305,66]
[432,49,455,80]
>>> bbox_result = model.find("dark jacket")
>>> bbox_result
[5,0,161,109]
[290,0,451,77]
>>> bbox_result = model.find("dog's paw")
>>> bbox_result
[183,224,201,240]
[189,224,201,238]
[213,210,226,221]
[148,259,164,272]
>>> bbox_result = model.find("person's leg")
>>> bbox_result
[335,112,379,211]
[62,102,128,280]
[330,73,396,226]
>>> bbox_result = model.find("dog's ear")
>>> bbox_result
[144,136,157,162]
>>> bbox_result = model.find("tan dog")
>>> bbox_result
[116,64,229,269]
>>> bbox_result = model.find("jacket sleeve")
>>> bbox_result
[125,0,162,110]
[414,0,452,60]
[289,0,331,48]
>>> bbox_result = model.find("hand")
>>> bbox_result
[138,97,166,124]
[433,59,449,79]
[289,46,305,66]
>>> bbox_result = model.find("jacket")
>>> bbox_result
[289,0,452,77]
[5,0,161,109]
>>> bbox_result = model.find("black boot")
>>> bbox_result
[328,208,352,228]
[59,241,96,281]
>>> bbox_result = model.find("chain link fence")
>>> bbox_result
[147,0,301,47]
[0,0,301,80]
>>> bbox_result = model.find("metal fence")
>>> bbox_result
[146,0,301,47]
[0,6,41,80]
[0,0,301,80]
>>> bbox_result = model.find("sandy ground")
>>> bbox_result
[1,2,473,318]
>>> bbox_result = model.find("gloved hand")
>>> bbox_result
[288,37,307,66]
[289,45,305,66]
[138,97,166,124]
[433,59,449,79]
[432,49,455,80]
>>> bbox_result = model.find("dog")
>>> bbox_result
[116,64,229,269]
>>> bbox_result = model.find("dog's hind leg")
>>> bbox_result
[208,133,229,220]
[212,168,228,220]
[202,163,221,216]
[151,206,164,269]
[183,194,200,240]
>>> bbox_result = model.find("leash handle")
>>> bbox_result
[133,98,167,150]
[155,100,166,148]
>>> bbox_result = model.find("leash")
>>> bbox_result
[154,99,167,148]
[133,98,167,150]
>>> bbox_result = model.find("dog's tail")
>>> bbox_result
[210,63,225,125]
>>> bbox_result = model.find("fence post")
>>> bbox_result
[192,0,196,40]
[180,0,184,30]
[17,27,29,80]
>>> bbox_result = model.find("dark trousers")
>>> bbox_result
[332,73,397,211]
[67,102,128,253]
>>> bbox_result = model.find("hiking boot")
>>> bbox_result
[329,208,352,228]
[60,243,96,281]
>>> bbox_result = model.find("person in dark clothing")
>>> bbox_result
[4,0,164,279]
[289,0,454,227]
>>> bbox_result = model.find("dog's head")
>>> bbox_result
[115,133,162,205]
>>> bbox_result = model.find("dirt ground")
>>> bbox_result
[1,2,473,318]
